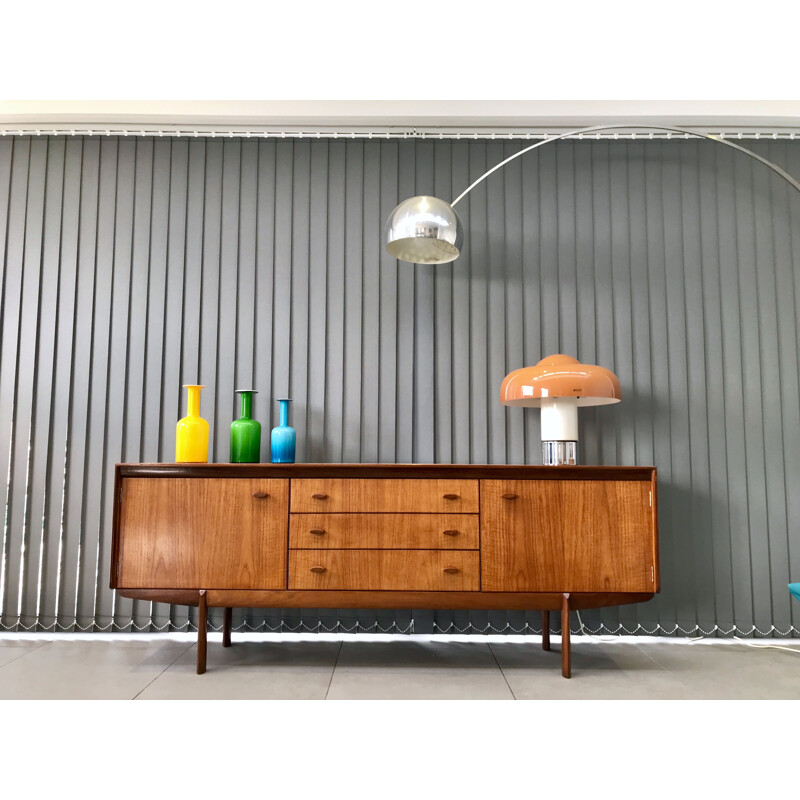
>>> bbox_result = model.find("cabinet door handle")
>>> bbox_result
[310,566,327,574]
[309,529,326,536]
[312,493,329,500]
[442,529,460,537]
[443,567,460,574]
[442,493,459,500]
[501,492,518,500]
[252,491,270,499]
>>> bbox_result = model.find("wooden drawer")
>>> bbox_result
[290,478,479,513]
[288,550,480,591]
[289,514,479,550]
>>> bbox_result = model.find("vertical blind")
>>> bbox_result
[0,134,798,636]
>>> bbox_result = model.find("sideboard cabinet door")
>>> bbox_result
[481,479,655,592]
[116,478,288,589]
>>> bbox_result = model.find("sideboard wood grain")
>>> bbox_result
[481,479,656,592]
[290,478,479,513]
[288,549,480,591]
[116,477,288,590]
[289,513,480,550]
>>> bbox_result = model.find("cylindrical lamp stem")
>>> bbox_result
[540,398,578,440]
[540,398,579,465]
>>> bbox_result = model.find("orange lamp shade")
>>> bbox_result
[500,354,621,407]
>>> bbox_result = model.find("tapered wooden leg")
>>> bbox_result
[561,593,571,679]
[222,607,232,647]
[541,610,551,651]
[197,590,208,675]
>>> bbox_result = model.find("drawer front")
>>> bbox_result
[288,550,480,591]
[290,514,479,550]
[290,478,479,513]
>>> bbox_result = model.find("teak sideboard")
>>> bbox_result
[111,464,659,678]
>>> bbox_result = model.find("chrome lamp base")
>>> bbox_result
[542,441,578,466]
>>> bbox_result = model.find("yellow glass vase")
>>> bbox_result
[175,384,209,463]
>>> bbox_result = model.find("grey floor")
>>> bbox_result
[0,632,798,700]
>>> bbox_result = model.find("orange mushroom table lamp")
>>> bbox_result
[500,355,621,465]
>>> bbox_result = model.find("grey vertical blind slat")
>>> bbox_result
[413,141,434,465]
[433,139,453,466]
[343,140,363,464]
[254,140,276,463]
[486,141,508,465]
[1,139,28,620]
[467,142,488,465]
[520,141,541,464]
[324,141,345,464]
[57,137,96,628]
[199,140,222,467]
[43,139,83,629]
[377,141,398,465]
[28,139,66,627]
[307,141,328,463]
[102,137,135,628]
[237,140,258,393]
[503,140,524,467]
[0,135,798,637]
[361,141,380,463]
[216,139,241,461]
[11,139,47,626]
[394,142,414,464]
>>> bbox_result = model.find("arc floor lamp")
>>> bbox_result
[383,123,800,466]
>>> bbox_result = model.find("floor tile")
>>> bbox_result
[0,639,192,700]
[137,640,341,700]
[1,635,797,700]
[0,639,47,669]
[326,640,514,700]
[633,640,800,699]
[490,639,693,699]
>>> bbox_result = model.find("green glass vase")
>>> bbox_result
[230,389,261,463]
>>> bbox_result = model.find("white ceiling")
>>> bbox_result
[2,100,800,129]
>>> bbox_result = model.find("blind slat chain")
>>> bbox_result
[1,617,797,637]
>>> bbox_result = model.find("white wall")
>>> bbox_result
[2,100,800,128]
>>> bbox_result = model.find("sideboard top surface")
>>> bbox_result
[117,463,656,480]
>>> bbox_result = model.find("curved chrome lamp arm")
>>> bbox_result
[384,123,800,265]
[452,124,800,206]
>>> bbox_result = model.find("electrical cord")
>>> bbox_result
[575,610,621,642]
[687,632,800,655]
[578,615,800,653]
[731,637,800,655]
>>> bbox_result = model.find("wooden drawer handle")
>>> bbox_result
[442,529,460,537]
[443,567,460,574]
[312,493,329,500]
[442,493,460,500]
[310,566,327,574]
[252,491,270,499]
[501,492,518,500]
[309,529,326,536]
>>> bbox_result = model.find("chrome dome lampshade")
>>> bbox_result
[384,195,464,264]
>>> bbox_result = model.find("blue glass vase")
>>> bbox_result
[271,398,296,463]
